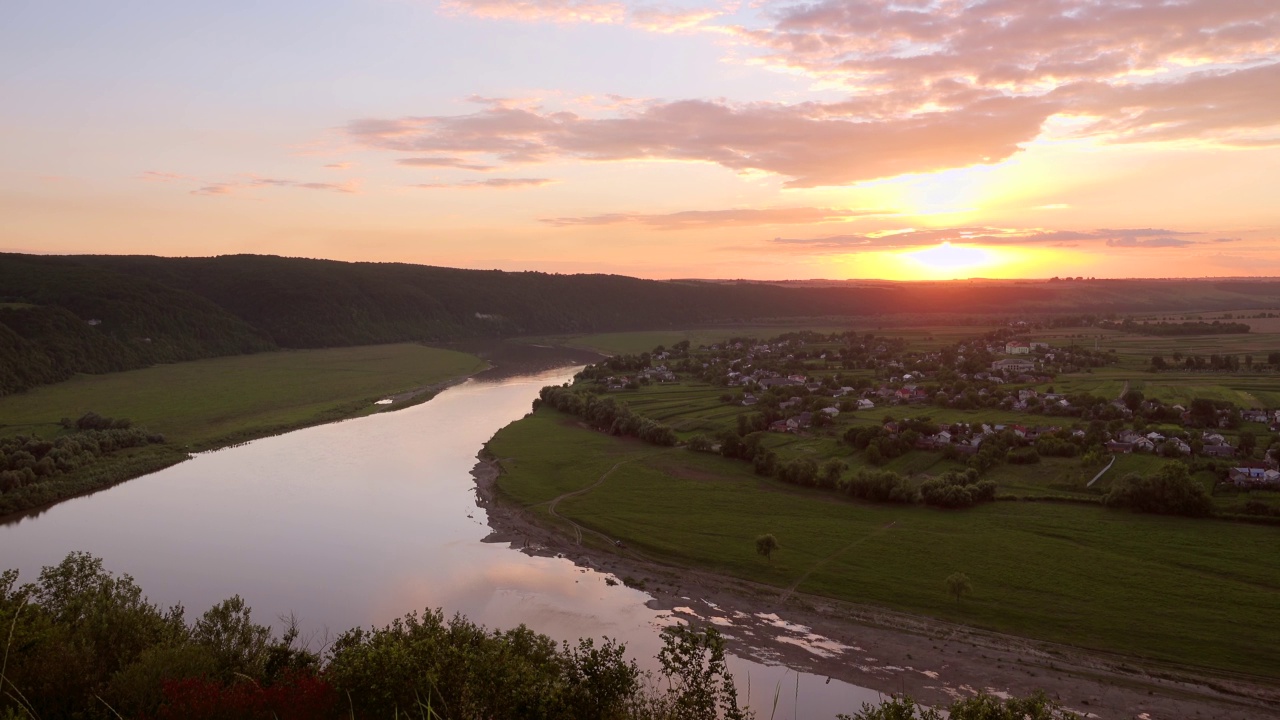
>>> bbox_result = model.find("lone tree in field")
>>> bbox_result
[755,534,778,562]
[945,572,972,604]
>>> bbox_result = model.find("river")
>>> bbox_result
[0,363,884,717]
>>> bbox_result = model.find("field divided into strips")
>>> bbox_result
[489,410,1280,678]
[532,324,1000,357]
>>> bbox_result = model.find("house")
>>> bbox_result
[991,358,1035,373]
[820,407,840,418]
[769,420,790,433]
[741,394,759,406]
[1203,433,1226,446]
[1229,467,1280,488]
[1105,441,1135,454]
[1030,341,1050,350]
[1134,438,1156,453]
[1201,444,1235,458]
[857,399,876,410]
[1243,410,1269,424]
[1005,341,1031,355]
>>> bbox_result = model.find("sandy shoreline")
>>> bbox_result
[471,455,1280,720]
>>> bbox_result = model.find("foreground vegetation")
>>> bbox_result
[0,553,1076,720]
[0,344,485,517]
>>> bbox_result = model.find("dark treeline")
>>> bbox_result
[7,252,1280,395]
[0,411,168,515]
[1117,319,1251,336]
[536,385,678,446]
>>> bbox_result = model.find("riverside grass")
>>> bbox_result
[0,344,486,446]
[489,408,1280,679]
[0,344,486,517]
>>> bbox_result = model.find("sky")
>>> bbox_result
[1,0,1278,280]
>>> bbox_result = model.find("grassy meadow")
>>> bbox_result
[0,344,486,448]
[0,344,486,517]
[490,409,1280,678]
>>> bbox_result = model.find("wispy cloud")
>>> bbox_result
[190,175,360,196]
[412,177,554,189]
[139,171,194,182]
[439,0,626,24]
[396,156,496,171]
[773,227,1210,252]
[542,206,888,229]
[1105,237,1196,249]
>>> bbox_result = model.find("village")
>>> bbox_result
[584,328,1280,492]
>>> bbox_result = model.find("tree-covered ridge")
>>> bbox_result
[6,251,1280,396]
[0,256,273,395]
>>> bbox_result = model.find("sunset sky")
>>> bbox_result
[2,0,1278,280]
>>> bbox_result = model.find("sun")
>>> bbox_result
[905,242,996,277]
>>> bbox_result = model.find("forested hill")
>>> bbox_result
[0,256,273,395]
[3,252,1279,395]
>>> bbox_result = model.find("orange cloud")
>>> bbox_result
[412,177,554,189]
[190,175,360,196]
[772,227,1213,252]
[347,95,1055,187]
[542,206,889,228]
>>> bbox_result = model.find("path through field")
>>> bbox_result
[778,521,898,603]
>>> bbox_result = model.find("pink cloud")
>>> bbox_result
[191,176,360,196]
[412,177,554,189]
[370,1,1278,185]
[139,171,194,182]
[396,156,496,171]
[542,206,888,228]
[439,0,625,24]
[348,95,1054,187]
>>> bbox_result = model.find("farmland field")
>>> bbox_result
[0,344,486,448]
[490,410,1280,678]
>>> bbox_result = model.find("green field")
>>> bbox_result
[528,323,999,356]
[0,344,486,447]
[490,410,1280,678]
[0,344,486,517]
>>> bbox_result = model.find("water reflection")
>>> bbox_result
[0,363,880,717]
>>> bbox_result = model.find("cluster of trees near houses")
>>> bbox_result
[535,385,678,446]
[0,413,164,494]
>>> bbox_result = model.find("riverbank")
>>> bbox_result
[0,344,489,522]
[473,453,1280,719]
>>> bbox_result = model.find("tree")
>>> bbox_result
[755,534,778,562]
[945,572,972,604]
[1122,388,1145,412]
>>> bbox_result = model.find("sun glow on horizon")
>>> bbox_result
[831,241,1072,281]
[905,242,996,277]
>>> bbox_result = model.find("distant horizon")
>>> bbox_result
[9,249,1280,285]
